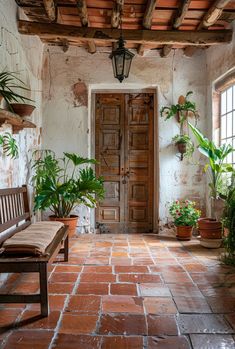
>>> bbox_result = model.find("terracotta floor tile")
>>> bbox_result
[50,272,78,283]
[52,334,102,349]
[29,295,67,311]
[76,283,109,295]
[110,283,137,296]
[17,310,60,329]
[102,295,144,314]
[168,284,203,298]
[0,308,22,331]
[115,266,149,273]
[143,297,177,314]
[139,283,171,297]
[174,296,211,313]
[177,314,234,334]
[66,295,101,314]
[80,273,116,283]
[183,263,208,272]
[190,334,235,349]
[206,296,235,313]
[101,336,143,349]
[98,314,147,335]
[4,330,54,349]
[225,313,235,330]
[59,313,98,334]
[112,251,129,257]
[198,284,234,297]
[111,258,132,265]
[147,315,178,335]
[162,272,193,284]
[150,265,184,273]
[148,336,191,349]
[132,258,154,265]
[84,258,110,265]
[118,273,161,283]
[54,265,83,273]
[49,282,74,294]
[12,282,39,294]
[83,266,112,273]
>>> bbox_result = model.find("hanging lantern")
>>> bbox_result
[110,36,134,83]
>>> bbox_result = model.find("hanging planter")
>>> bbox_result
[10,103,35,117]
[172,134,194,161]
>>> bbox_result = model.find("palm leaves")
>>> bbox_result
[32,150,104,218]
[188,122,234,198]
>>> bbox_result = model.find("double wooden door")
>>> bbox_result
[95,92,154,234]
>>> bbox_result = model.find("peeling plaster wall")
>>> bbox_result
[42,46,207,226]
[0,0,43,189]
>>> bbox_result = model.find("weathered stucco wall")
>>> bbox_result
[0,0,43,189]
[42,46,207,226]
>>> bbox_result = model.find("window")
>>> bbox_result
[220,84,235,165]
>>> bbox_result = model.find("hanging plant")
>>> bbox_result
[160,91,198,125]
[0,132,19,159]
[172,134,194,161]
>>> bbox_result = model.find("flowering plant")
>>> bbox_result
[169,200,201,227]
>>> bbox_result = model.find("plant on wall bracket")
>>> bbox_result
[0,132,19,159]
[160,91,199,161]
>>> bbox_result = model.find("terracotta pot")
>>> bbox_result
[10,103,35,117]
[176,226,193,241]
[198,217,222,240]
[49,215,78,237]
[200,238,222,249]
[176,142,187,154]
[224,228,229,238]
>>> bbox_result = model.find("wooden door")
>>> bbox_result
[95,92,154,234]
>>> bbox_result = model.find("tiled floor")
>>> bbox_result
[0,233,235,349]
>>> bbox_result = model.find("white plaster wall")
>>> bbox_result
[42,46,207,226]
[0,0,43,189]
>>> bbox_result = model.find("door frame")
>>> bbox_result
[90,88,159,233]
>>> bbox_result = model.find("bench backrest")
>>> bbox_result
[0,186,31,244]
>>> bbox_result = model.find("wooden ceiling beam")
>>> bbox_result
[198,0,231,29]
[173,0,191,29]
[111,0,124,28]
[43,0,56,22]
[18,20,233,46]
[137,44,145,56]
[160,45,173,57]
[76,1,96,54]
[143,0,158,29]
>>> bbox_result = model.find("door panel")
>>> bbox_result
[95,92,154,234]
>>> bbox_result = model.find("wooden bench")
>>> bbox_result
[0,185,69,316]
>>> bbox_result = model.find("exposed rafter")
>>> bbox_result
[18,21,233,46]
[183,46,198,57]
[137,44,145,56]
[76,0,89,27]
[76,0,96,54]
[198,0,231,29]
[161,0,191,57]
[111,0,124,28]
[173,0,192,29]
[143,0,158,29]
[43,0,56,22]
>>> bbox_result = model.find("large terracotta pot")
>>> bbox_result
[49,215,78,237]
[176,226,193,241]
[198,218,222,239]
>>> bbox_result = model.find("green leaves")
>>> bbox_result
[32,151,104,217]
[0,132,18,159]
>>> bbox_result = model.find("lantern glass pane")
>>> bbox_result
[115,53,125,76]
[123,53,133,77]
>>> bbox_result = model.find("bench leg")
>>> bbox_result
[64,235,69,262]
[39,263,48,317]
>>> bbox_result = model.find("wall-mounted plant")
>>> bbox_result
[160,91,198,126]
[0,132,19,159]
[172,134,194,161]
[0,70,34,114]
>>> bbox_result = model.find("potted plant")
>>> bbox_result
[32,150,104,237]
[0,132,18,159]
[0,70,35,115]
[172,134,194,161]
[189,122,234,248]
[169,200,201,240]
[221,174,235,264]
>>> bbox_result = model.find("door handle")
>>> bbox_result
[125,170,134,177]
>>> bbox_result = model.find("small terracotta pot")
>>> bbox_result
[10,103,35,117]
[224,228,229,238]
[176,225,193,241]
[49,215,78,237]
[176,142,187,154]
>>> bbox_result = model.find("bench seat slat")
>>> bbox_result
[0,213,30,233]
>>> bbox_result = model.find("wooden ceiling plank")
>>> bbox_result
[43,0,56,21]
[173,0,192,29]
[18,20,233,45]
[198,0,231,29]
[143,0,158,29]
[111,0,124,28]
